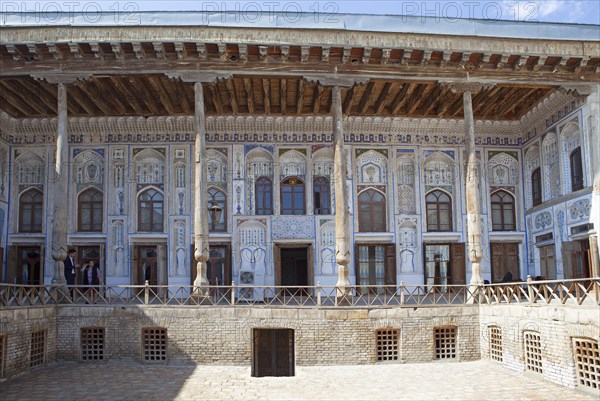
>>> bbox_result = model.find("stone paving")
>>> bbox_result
[0,359,596,401]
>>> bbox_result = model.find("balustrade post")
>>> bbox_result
[316,281,322,306]
[231,281,236,306]
[527,275,534,304]
[144,280,149,305]
[399,281,405,305]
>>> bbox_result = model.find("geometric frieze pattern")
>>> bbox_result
[271,216,315,240]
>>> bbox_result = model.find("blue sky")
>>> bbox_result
[6,1,600,24]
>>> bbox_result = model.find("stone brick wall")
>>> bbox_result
[0,306,57,379]
[55,305,481,365]
[479,304,600,390]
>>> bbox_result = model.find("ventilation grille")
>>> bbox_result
[30,330,46,367]
[376,329,399,362]
[524,331,543,373]
[142,327,167,362]
[489,326,503,363]
[434,327,456,360]
[81,327,105,361]
[574,338,599,390]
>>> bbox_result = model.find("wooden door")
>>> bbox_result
[252,329,295,377]
[491,243,520,283]
[450,243,466,285]
[138,246,158,286]
[76,246,102,285]
[563,240,591,279]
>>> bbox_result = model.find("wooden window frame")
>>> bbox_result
[255,176,273,215]
[355,244,396,293]
[18,188,43,233]
[280,176,305,215]
[138,188,164,232]
[570,147,584,192]
[78,188,103,232]
[313,176,330,215]
[358,188,387,232]
[490,190,516,231]
[531,167,542,207]
[425,190,452,232]
[423,243,466,288]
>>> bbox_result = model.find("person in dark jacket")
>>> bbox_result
[63,249,80,299]
[82,260,101,304]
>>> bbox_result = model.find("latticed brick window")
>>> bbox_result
[81,327,105,361]
[434,326,456,359]
[573,338,599,390]
[0,334,6,378]
[524,331,543,373]
[142,327,167,362]
[489,326,503,363]
[30,330,46,367]
[376,329,399,361]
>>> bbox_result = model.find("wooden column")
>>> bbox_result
[50,82,69,286]
[192,81,210,294]
[463,88,484,288]
[332,85,351,300]
[587,86,600,278]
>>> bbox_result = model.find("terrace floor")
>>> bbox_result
[0,359,596,400]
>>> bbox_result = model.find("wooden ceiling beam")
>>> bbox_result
[209,82,224,114]
[225,78,239,114]
[173,78,192,115]
[503,87,539,116]
[422,84,447,116]
[358,81,375,114]
[92,77,129,114]
[312,84,324,114]
[296,79,305,114]
[374,82,393,115]
[0,81,41,115]
[262,78,271,114]
[410,83,435,115]
[2,80,53,115]
[73,79,113,115]
[342,84,359,115]
[473,85,502,115]
[147,76,175,114]
[280,79,287,115]
[243,78,255,114]
[403,84,426,115]
[437,91,461,117]
[18,78,58,112]
[65,84,97,115]
[389,83,413,115]
[110,76,146,115]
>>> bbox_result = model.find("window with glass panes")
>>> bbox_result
[425,190,452,232]
[532,168,542,206]
[570,147,584,191]
[281,177,305,215]
[19,189,43,233]
[208,187,226,232]
[491,190,515,231]
[355,245,396,293]
[313,176,330,215]
[358,189,386,232]
[78,188,103,232]
[138,188,164,232]
[255,177,273,215]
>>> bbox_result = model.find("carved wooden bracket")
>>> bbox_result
[439,81,495,94]
[31,73,92,84]
[166,72,231,83]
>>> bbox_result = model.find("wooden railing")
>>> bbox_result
[0,277,598,308]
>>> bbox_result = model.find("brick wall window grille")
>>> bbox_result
[30,330,46,367]
[489,326,503,363]
[434,327,456,360]
[142,327,167,362]
[376,329,399,362]
[524,331,543,373]
[573,338,599,390]
[81,327,105,361]
[0,334,5,378]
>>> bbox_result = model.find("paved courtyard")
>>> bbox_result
[0,359,596,400]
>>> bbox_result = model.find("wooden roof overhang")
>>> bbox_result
[0,25,598,121]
